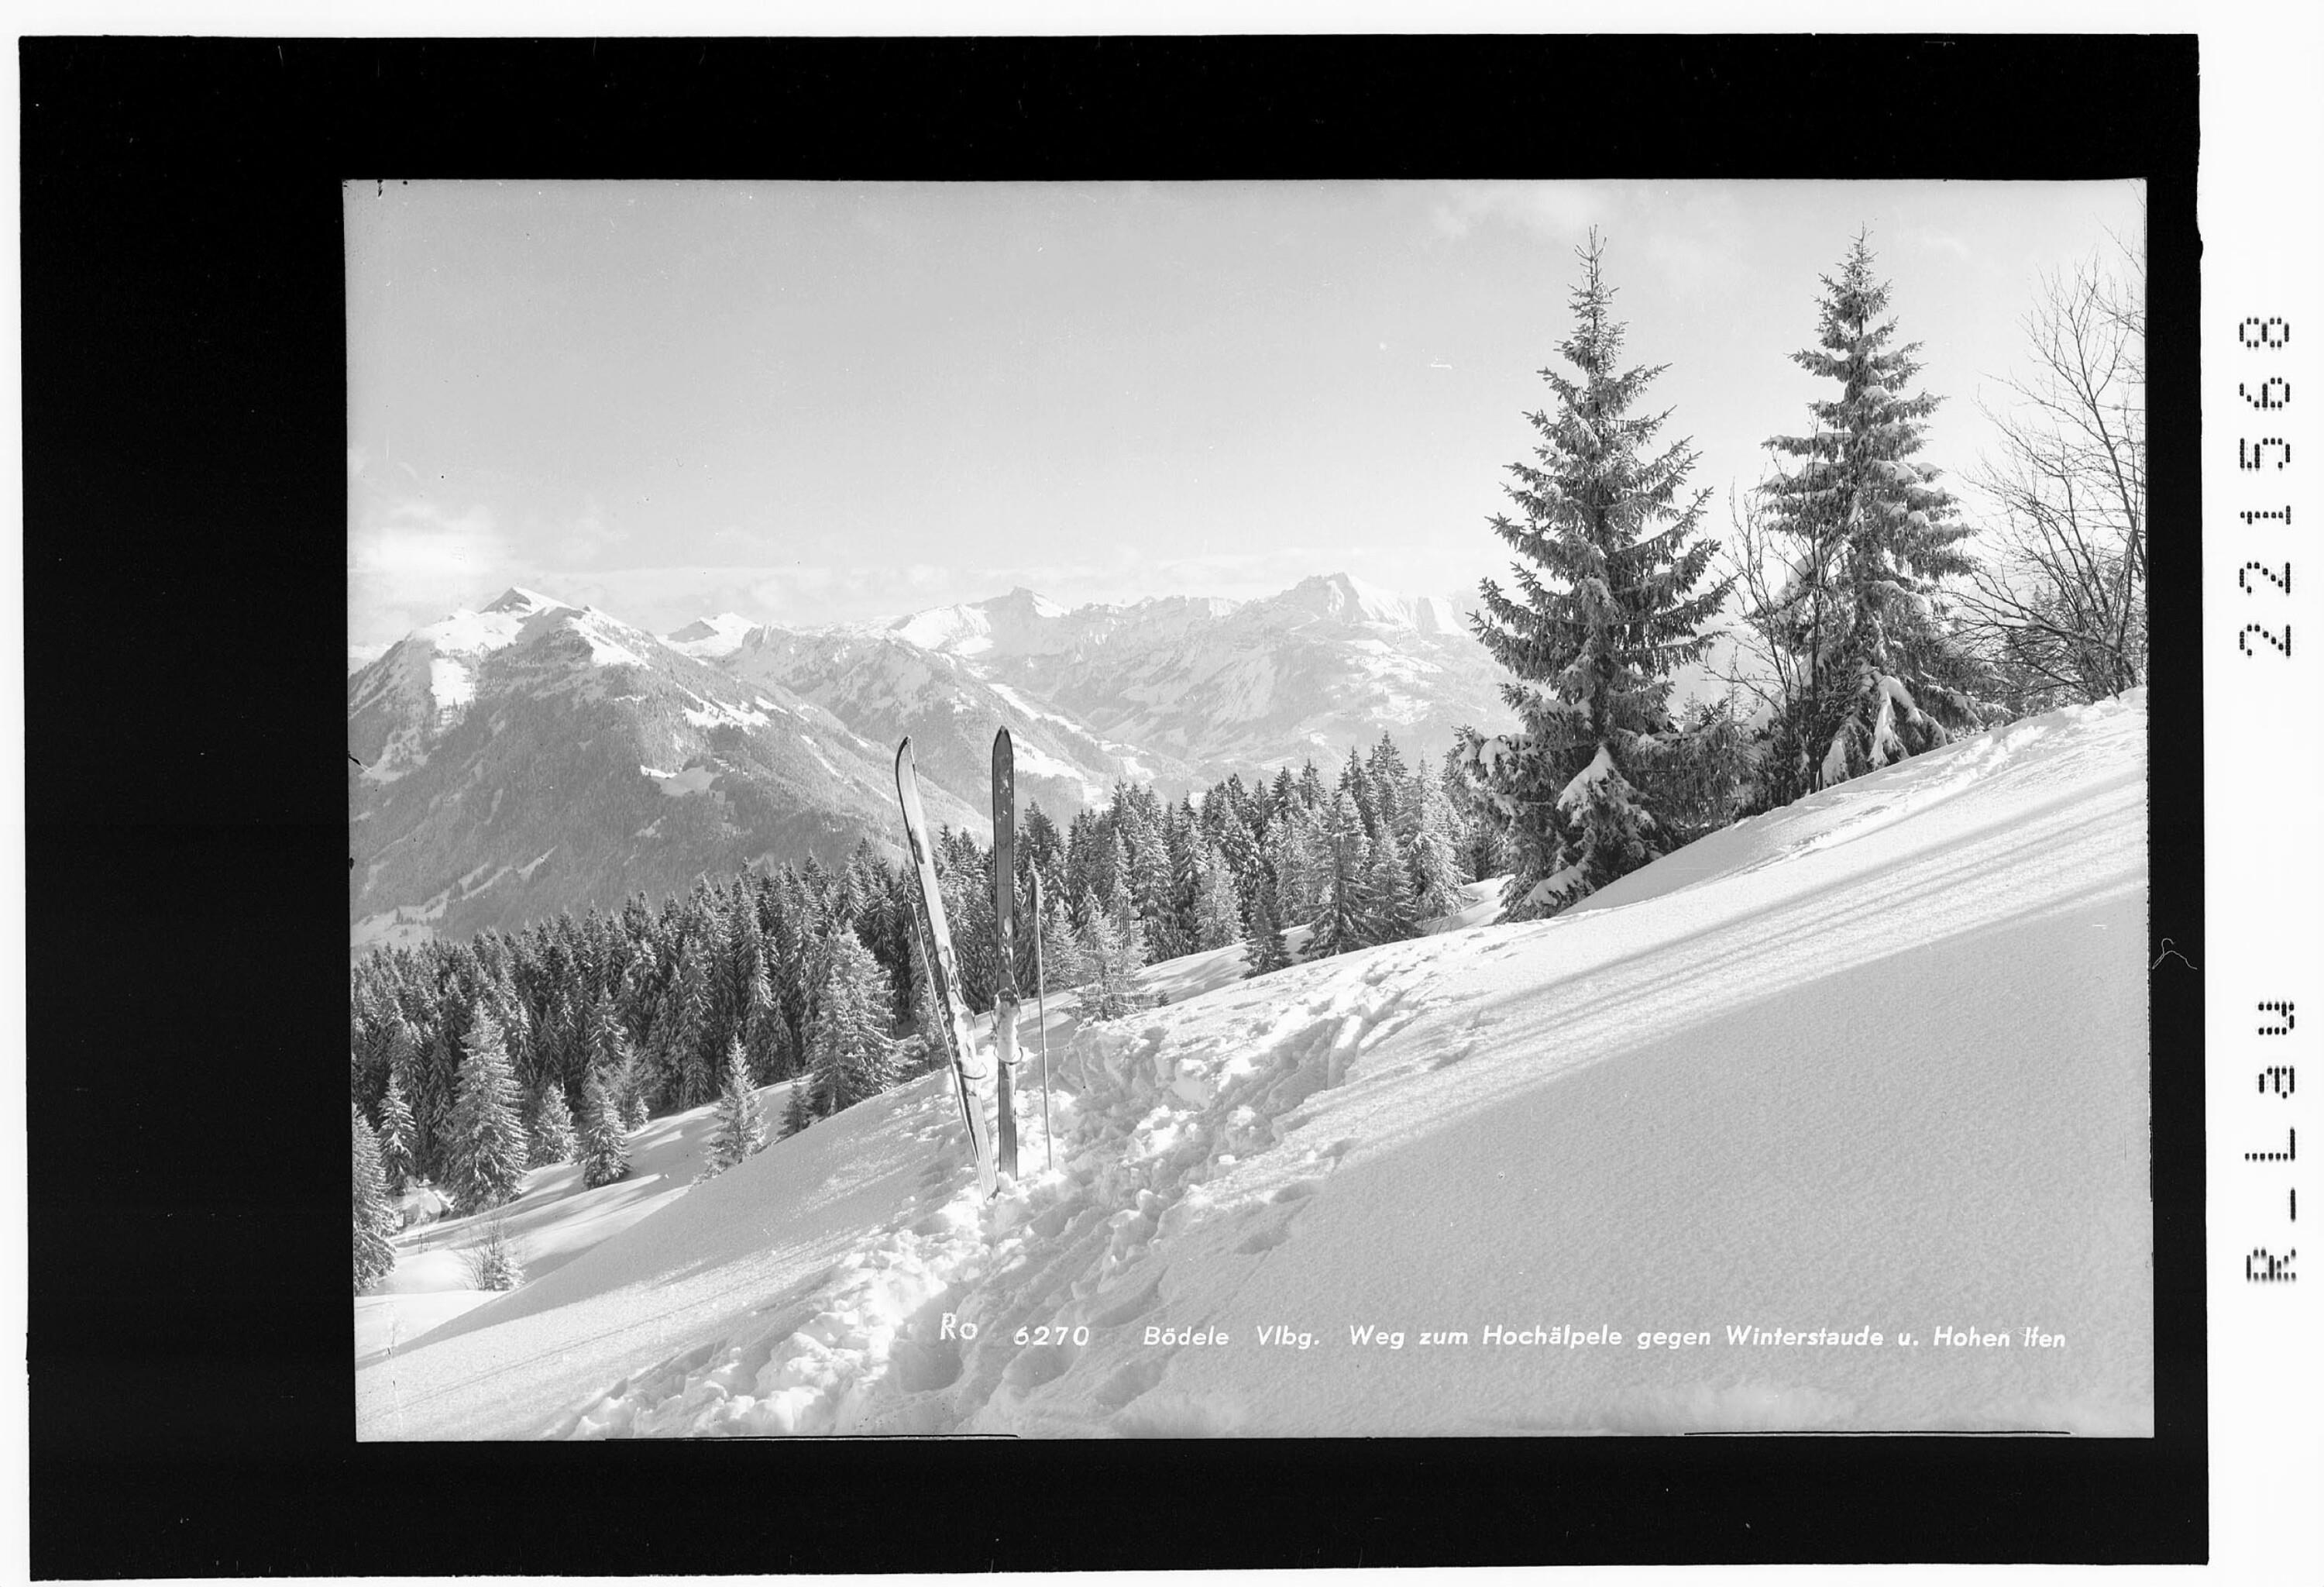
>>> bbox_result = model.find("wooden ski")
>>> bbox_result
[893,738,996,1199]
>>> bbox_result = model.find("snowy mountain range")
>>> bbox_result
[347,573,1512,952]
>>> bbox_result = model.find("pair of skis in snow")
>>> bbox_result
[893,728,1054,1200]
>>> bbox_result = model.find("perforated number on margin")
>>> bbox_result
[2239,623,2291,657]
[2239,561,2291,597]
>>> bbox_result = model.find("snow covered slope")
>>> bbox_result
[662,612,758,659]
[347,587,571,782]
[359,692,2147,1439]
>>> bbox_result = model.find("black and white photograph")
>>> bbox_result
[347,176,2155,1441]
[33,21,2276,1575]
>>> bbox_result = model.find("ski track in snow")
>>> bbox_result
[552,941,1456,1437]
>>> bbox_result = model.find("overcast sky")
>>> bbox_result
[347,178,2142,647]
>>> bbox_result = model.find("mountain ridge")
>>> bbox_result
[349,572,1514,952]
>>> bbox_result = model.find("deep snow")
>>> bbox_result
[358,691,2149,1438]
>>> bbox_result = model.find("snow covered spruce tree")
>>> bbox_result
[1406,770,1469,920]
[1037,890,1092,992]
[807,935,898,1115]
[527,1082,577,1169]
[700,1038,768,1180]
[1306,790,1373,957]
[1360,819,1422,945]
[781,1075,816,1139]
[1462,232,1733,919]
[374,1066,418,1196]
[352,1102,399,1293]
[1755,234,1987,797]
[577,1072,631,1189]
[1078,888,1150,1021]
[1243,869,1293,979]
[444,1009,531,1213]
[1192,842,1244,952]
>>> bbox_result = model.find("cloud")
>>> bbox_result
[349,501,504,580]
[347,500,519,642]
[1633,186,1749,298]
[537,563,952,635]
[552,508,628,567]
[1424,181,1607,243]
[963,542,1494,611]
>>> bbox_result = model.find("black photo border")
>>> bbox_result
[21,33,2202,1575]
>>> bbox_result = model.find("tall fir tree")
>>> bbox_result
[586,988,646,1128]
[1406,770,1470,919]
[527,1082,577,1169]
[1106,883,1150,980]
[1360,819,1422,944]
[1020,799,1064,894]
[1295,759,1329,812]
[1268,766,1299,824]
[720,904,775,1078]
[700,1038,768,1179]
[1039,890,1093,992]
[1192,842,1245,952]
[1307,790,1373,958]
[1120,802,1172,955]
[1078,889,1150,1021]
[577,1072,631,1189]
[1061,811,1103,924]
[1212,797,1264,917]
[1367,733,1413,821]
[352,1102,399,1293]
[382,1019,432,1179]
[444,1008,531,1213]
[1162,802,1205,959]
[1243,868,1294,979]
[781,1075,816,1138]
[375,1066,419,1196]
[947,838,998,1014]
[768,868,814,1069]
[1349,747,1389,842]
[421,1024,462,1182]
[1442,747,1510,883]
[806,935,899,1114]
[1463,232,1733,919]
[1756,234,1988,796]
[672,939,719,1109]
[1269,801,1322,925]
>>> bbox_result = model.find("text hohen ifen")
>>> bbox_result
[1117,1323,2070,1351]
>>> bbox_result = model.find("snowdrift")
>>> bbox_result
[358,692,2150,1438]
